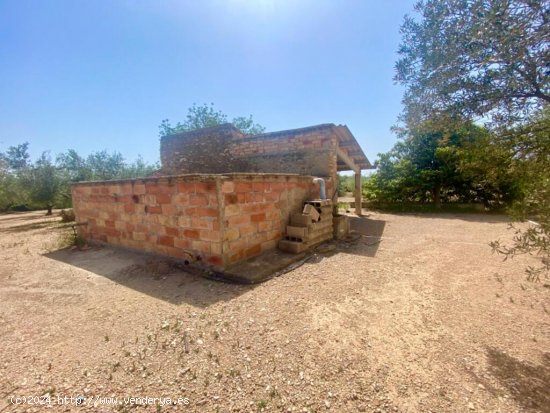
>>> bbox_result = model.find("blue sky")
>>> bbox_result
[0,0,416,166]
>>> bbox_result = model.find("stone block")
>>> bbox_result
[224,228,240,241]
[286,226,308,239]
[221,181,235,193]
[235,182,253,192]
[303,204,320,222]
[156,193,172,204]
[177,182,196,193]
[227,215,250,226]
[258,220,273,232]
[190,194,208,206]
[183,229,200,239]
[165,226,179,237]
[195,207,218,217]
[239,223,257,236]
[333,215,350,240]
[146,205,162,214]
[290,213,311,227]
[251,212,266,223]
[159,235,174,247]
[278,239,308,254]
[224,204,240,217]
[200,229,221,242]
[132,183,146,195]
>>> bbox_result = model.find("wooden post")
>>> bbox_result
[355,170,362,216]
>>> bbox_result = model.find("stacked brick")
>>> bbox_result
[220,175,312,265]
[278,200,334,253]
[72,176,223,267]
[71,174,315,270]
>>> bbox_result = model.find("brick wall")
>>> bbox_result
[219,175,315,265]
[72,176,223,267]
[160,125,339,200]
[160,124,247,175]
[229,128,338,178]
[72,174,317,270]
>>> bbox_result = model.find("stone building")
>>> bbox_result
[72,123,371,271]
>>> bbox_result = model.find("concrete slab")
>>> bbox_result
[221,247,308,284]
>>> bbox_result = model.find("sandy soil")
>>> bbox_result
[0,210,548,413]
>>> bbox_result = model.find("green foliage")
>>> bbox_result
[395,0,549,129]
[490,108,550,279]
[337,175,355,196]
[56,149,90,182]
[4,142,30,171]
[85,150,126,181]
[365,121,512,208]
[232,115,266,135]
[116,155,159,179]
[0,159,23,210]
[0,143,30,209]
[395,0,549,278]
[0,144,158,213]
[22,152,62,215]
[159,103,265,137]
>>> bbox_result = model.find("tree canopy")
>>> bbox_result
[364,121,517,208]
[159,103,265,137]
[392,0,549,278]
[395,0,549,129]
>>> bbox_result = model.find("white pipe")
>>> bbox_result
[312,178,326,200]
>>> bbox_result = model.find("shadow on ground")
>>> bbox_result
[0,211,52,223]
[343,215,386,257]
[45,246,256,308]
[0,220,62,233]
[486,347,550,413]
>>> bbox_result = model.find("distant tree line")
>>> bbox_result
[0,144,158,214]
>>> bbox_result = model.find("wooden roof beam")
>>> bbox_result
[337,147,360,173]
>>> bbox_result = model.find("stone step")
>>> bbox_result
[278,239,309,254]
[286,226,308,239]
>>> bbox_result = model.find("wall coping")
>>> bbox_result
[71,173,317,187]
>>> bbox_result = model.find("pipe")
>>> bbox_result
[312,177,326,200]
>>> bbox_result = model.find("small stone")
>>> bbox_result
[324,400,331,408]
[468,402,475,410]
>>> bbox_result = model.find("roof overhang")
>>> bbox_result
[333,125,373,172]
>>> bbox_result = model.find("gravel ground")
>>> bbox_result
[0,210,548,413]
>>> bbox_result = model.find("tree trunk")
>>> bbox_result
[432,185,441,209]
[46,205,53,216]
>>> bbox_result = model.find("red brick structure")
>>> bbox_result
[72,123,371,270]
[72,174,317,270]
[160,123,372,209]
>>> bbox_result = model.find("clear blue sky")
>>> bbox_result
[0,0,416,166]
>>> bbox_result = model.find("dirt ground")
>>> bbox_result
[0,210,548,413]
